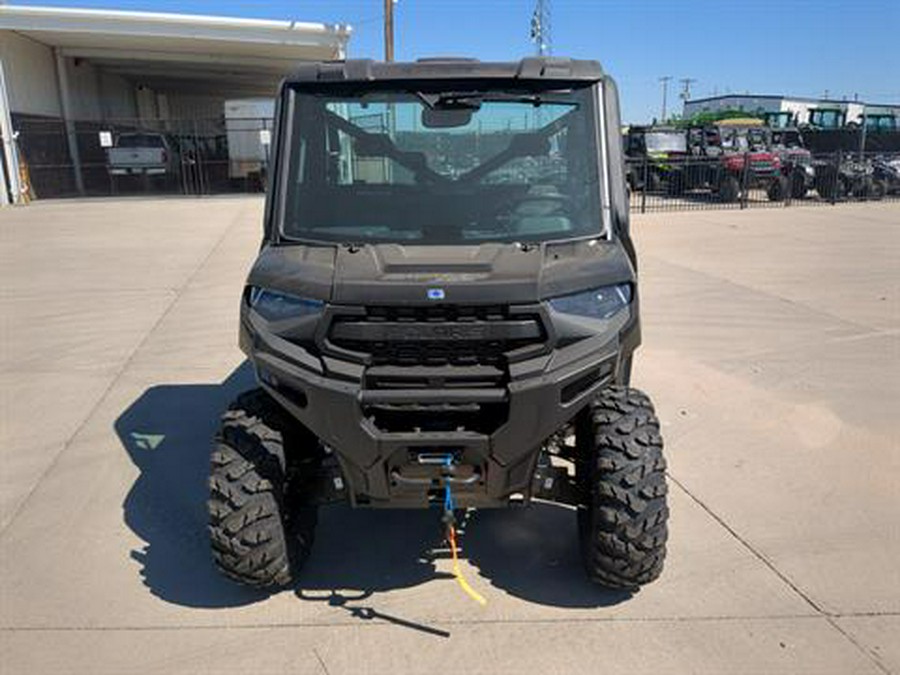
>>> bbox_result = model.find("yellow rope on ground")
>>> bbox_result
[447,524,487,606]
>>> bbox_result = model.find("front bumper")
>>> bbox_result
[241,304,638,508]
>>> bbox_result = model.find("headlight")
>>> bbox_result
[247,287,324,321]
[548,284,632,319]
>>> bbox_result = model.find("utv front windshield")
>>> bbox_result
[278,84,604,244]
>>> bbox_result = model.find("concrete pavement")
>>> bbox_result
[1,198,897,674]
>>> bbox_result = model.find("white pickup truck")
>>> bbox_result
[107,133,173,176]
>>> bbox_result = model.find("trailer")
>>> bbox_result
[223,99,275,182]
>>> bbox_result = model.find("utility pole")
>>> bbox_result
[383,0,394,62]
[530,0,551,56]
[659,76,672,123]
[679,78,696,102]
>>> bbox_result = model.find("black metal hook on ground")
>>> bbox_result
[296,589,451,638]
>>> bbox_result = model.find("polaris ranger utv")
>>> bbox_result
[209,57,668,592]
[624,125,688,193]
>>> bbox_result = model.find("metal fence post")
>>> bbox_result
[640,155,647,214]
[740,151,749,209]
[784,161,792,208]
[179,122,189,197]
[831,152,839,205]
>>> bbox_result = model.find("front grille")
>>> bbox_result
[751,161,776,174]
[328,304,546,367]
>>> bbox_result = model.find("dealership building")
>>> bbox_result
[0,4,350,204]
[682,94,900,126]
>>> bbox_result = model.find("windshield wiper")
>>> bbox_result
[414,91,483,110]
[414,91,567,110]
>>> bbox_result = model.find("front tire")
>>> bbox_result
[816,167,843,200]
[666,170,685,196]
[718,174,740,202]
[790,170,808,199]
[576,386,669,590]
[869,179,886,201]
[208,389,318,587]
[767,176,789,202]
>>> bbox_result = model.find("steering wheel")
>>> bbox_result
[468,192,572,236]
[502,193,571,217]
[472,194,565,234]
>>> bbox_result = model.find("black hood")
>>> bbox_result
[246,239,635,305]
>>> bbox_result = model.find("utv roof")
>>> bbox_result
[285,57,604,84]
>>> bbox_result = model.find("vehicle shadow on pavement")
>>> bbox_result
[465,506,633,608]
[115,363,630,612]
[298,504,630,610]
[115,361,269,609]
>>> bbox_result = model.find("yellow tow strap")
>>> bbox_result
[447,523,487,606]
[442,455,487,605]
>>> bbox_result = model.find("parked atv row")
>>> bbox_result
[874,155,900,194]
[625,121,898,203]
[626,121,795,202]
[799,110,900,200]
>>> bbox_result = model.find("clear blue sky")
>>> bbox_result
[13,0,900,122]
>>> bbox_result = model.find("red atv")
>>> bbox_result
[714,122,787,202]
[682,123,786,202]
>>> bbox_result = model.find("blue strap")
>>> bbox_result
[443,454,456,513]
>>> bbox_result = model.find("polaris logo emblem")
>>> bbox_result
[427,288,445,300]
[383,323,489,341]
